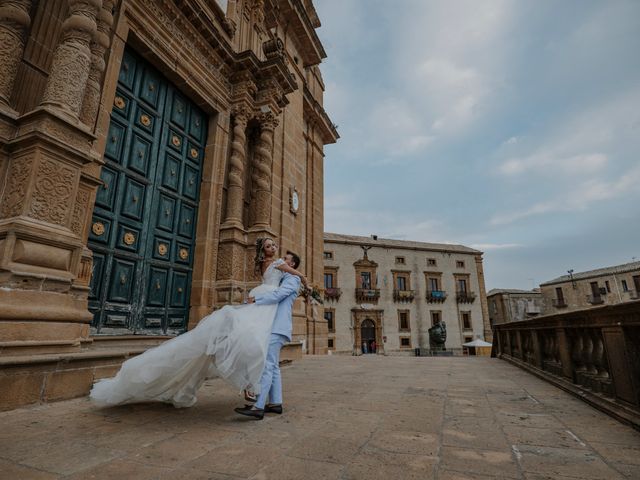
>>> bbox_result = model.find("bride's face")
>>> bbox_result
[263,239,278,257]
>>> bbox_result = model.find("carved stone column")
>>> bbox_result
[41,0,101,117]
[0,0,32,111]
[250,113,277,229]
[80,0,113,128]
[223,108,248,227]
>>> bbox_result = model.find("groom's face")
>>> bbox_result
[284,254,295,268]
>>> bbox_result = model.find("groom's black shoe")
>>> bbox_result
[234,406,264,420]
[265,404,283,414]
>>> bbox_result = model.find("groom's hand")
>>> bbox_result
[247,297,255,304]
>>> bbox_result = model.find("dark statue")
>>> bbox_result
[428,320,447,352]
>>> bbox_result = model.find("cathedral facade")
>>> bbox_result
[0,0,336,409]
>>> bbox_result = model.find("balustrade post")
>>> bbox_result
[531,329,543,369]
[602,326,638,406]
[556,328,573,380]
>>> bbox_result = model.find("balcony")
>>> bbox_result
[525,304,542,316]
[426,290,447,303]
[393,289,415,302]
[586,294,604,305]
[552,298,567,308]
[456,291,476,304]
[355,288,380,302]
[324,287,342,301]
[493,301,640,429]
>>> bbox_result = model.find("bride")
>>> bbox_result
[90,237,308,408]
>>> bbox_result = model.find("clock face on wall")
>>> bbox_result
[290,188,299,214]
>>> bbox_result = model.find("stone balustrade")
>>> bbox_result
[493,301,640,428]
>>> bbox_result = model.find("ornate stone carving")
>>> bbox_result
[138,0,227,87]
[250,0,265,26]
[0,155,33,218]
[251,113,278,228]
[80,0,114,127]
[70,188,90,237]
[41,0,101,117]
[224,108,248,226]
[0,0,32,109]
[30,158,76,226]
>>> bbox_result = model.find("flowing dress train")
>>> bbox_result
[89,260,285,408]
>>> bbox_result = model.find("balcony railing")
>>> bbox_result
[586,294,605,305]
[493,301,640,429]
[456,291,476,304]
[426,290,447,303]
[552,298,568,308]
[393,289,415,302]
[324,288,341,301]
[355,288,380,302]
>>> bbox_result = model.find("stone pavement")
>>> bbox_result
[1,356,639,480]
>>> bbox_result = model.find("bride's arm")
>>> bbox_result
[276,263,309,287]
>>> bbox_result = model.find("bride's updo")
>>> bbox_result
[254,237,273,275]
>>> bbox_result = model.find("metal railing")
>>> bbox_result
[355,288,380,302]
[324,288,342,301]
[393,289,415,302]
[426,290,447,303]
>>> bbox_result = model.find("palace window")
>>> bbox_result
[622,280,629,292]
[427,258,437,266]
[428,277,439,291]
[461,312,472,330]
[324,273,334,289]
[605,280,611,293]
[457,278,468,293]
[323,251,334,260]
[396,276,407,290]
[395,256,406,265]
[400,337,411,348]
[398,310,410,331]
[328,338,334,349]
[360,272,372,289]
[431,311,442,326]
[324,309,335,332]
[456,261,465,268]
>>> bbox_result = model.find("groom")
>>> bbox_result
[234,251,302,420]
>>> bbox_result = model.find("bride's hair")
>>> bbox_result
[254,237,273,274]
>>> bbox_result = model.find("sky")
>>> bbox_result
[314,0,640,290]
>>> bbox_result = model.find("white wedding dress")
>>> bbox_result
[90,259,285,408]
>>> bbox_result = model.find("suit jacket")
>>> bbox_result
[254,272,300,342]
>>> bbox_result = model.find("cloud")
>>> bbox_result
[490,164,640,225]
[499,153,608,176]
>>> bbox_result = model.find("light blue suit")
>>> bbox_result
[253,272,300,409]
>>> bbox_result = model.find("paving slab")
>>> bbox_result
[0,356,639,479]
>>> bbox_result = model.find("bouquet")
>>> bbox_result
[300,284,324,304]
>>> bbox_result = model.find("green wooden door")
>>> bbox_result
[88,48,207,335]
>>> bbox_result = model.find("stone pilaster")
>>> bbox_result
[0,0,32,112]
[223,108,248,227]
[250,112,277,229]
[80,0,113,128]
[41,0,101,118]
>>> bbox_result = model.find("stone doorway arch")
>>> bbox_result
[361,319,376,354]
[352,308,384,355]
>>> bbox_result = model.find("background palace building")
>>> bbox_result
[322,233,491,356]
[0,0,337,410]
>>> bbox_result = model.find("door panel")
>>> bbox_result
[88,47,206,335]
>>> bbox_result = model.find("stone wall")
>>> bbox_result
[0,0,337,410]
